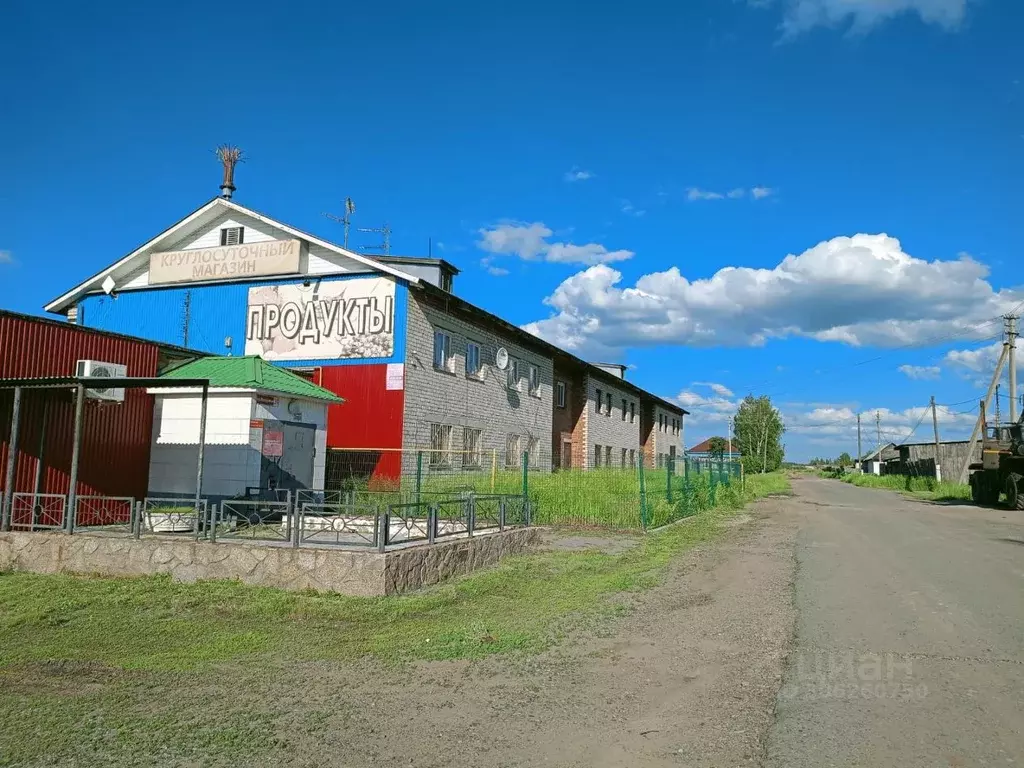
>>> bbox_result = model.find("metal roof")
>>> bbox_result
[159,356,343,403]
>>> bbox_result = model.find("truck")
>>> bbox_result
[967,410,1024,509]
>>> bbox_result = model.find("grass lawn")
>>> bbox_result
[0,472,788,767]
[840,472,972,502]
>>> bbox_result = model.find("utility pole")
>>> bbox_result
[727,417,733,461]
[958,343,1010,483]
[930,395,941,482]
[857,413,862,471]
[875,411,881,452]
[995,384,1001,426]
[1007,314,1018,423]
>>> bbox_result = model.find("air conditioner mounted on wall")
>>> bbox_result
[76,359,127,403]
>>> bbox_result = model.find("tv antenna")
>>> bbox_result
[323,197,357,249]
[359,222,392,255]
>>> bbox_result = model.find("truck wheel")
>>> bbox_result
[1007,474,1024,510]
[971,476,983,504]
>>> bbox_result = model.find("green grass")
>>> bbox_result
[0,472,788,767]
[840,472,972,501]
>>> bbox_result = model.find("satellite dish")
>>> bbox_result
[496,347,509,370]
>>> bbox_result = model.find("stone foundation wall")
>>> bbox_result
[0,528,540,596]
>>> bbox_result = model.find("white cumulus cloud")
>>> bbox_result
[477,221,634,268]
[898,364,941,380]
[762,0,975,36]
[523,233,1024,358]
[0,250,12,265]
[687,188,725,201]
[564,167,594,183]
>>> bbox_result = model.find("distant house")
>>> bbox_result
[688,437,740,459]
[894,440,979,480]
[859,443,899,475]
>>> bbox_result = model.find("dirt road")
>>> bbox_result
[767,477,1024,768]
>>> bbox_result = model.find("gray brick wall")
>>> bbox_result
[585,375,641,468]
[402,293,554,473]
[651,405,684,466]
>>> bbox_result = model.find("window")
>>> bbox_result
[528,364,540,397]
[464,427,482,468]
[528,436,540,467]
[595,388,603,414]
[556,381,566,409]
[630,401,636,423]
[466,342,481,378]
[621,398,627,421]
[506,434,522,467]
[594,444,602,468]
[629,449,636,468]
[220,226,244,246]
[605,393,612,417]
[429,423,453,467]
[507,359,520,390]
[439,271,453,293]
[605,445,612,466]
[621,448,627,467]
[433,330,453,372]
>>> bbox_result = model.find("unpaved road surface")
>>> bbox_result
[767,477,1024,768]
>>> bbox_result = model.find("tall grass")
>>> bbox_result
[841,472,971,500]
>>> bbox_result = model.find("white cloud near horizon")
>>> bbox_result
[477,221,634,268]
[898,364,941,380]
[523,233,1024,359]
[761,0,975,36]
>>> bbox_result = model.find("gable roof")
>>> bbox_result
[159,355,343,403]
[688,437,730,454]
[860,442,897,461]
[44,197,420,315]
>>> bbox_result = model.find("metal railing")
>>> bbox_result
[9,493,66,531]
[142,498,208,540]
[215,497,293,543]
[297,502,380,548]
[73,495,135,533]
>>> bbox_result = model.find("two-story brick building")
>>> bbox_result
[45,188,685,489]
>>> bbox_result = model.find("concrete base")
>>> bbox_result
[0,527,540,596]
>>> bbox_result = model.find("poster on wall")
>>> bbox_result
[245,278,395,361]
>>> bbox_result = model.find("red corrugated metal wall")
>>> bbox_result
[0,314,160,505]
[317,364,404,485]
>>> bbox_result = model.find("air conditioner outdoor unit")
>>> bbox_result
[76,359,127,403]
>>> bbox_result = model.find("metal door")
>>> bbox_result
[261,420,316,491]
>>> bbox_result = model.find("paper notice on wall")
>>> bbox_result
[262,430,284,457]
[386,363,405,390]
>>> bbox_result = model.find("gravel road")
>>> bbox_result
[767,477,1024,767]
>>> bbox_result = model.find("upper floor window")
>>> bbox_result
[596,388,603,414]
[507,359,521,390]
[621,398,627,421]
[605,392,612,417]
[630,402,636,423]
[556,381,567,409]
[433,330,453,372]
[220,226,244,246]
[466,341,481,378]
[528,364,540,397]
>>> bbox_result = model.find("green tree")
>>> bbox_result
[733,395,785,474]
[837,451,853,467]
[707,436,728,460]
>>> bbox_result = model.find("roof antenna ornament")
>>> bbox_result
[215,145,243,199]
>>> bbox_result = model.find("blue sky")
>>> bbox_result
[1,0,1022,461]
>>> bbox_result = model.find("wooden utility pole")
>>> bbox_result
[1007,314,1019,423]
[958,344,1010,483]
[876,411,881,452]
[930,395,941,482]
[995,384,1001,426]
[857,413,862,470]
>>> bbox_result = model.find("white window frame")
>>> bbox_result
[507,359,521,391]
[433,330,453,373]
[465,341,482,378]
[463,427,482,468]
[429,423,453,467]
[506,433,522,467]
[528,364,540,397]
[556,381,566,409]
[528,436,540,468]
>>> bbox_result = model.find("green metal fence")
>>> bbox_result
[324,449,743,532]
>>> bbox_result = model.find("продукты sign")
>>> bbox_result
[244,277,396,361]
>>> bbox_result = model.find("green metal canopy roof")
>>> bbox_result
[160,356,344,404]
